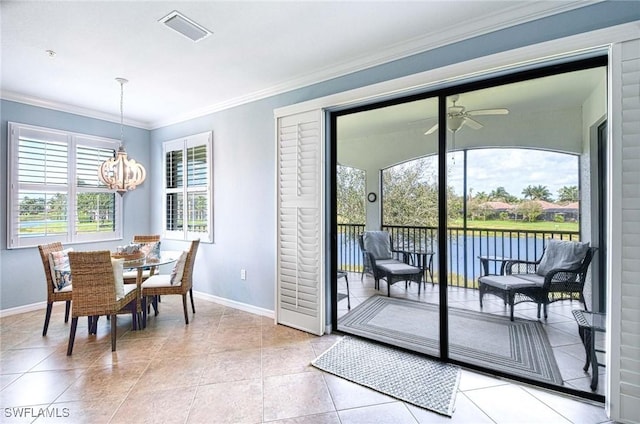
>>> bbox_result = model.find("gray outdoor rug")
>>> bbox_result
[338,295,563,385]
[312,336,460,417]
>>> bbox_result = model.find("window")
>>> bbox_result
[163,131,213,242]
[7,122,122,249]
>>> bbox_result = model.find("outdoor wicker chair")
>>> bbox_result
[39,242,71,336]
[361,231,422,296]
[141,239,200,326]
[67,250,139,355]
[479,240,596,321]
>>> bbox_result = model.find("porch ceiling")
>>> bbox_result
[337,66,605,171]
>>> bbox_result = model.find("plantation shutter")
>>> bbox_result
[276,109,325,335]
[610,38,640,424]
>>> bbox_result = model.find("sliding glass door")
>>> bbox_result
[332,58,607,399]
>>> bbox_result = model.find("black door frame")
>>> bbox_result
[329,55,607,402]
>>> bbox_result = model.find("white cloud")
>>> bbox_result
[448,149,579,200]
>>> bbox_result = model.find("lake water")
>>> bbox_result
[338,234,547,282]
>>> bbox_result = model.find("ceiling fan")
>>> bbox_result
[424,94,509,135]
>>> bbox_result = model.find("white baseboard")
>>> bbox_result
[192,291,275,320]
[0,294,275,321]
[0,301,47,318]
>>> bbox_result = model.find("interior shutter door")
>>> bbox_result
[276,109,324,335]
[609,38,640,424]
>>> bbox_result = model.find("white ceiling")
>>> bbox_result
[1,1,597,129]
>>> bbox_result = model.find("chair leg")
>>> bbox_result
[130,302,138,331]
[152,296,159,316]
[90,316,99,335]
[142,296,148,329]
[345,274,351,310]
[182,294,190,324]
[64,301,71,323]
[67,317,78,355]
[43,303,53,336]
[508,293,515,321]
[111,314,117,352]
[190,289,196,313]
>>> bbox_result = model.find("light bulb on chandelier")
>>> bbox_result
[98,78,146,194]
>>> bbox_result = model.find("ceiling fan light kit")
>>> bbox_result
[424,94,509,135]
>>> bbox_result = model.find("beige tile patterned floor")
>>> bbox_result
[0,293,609,423]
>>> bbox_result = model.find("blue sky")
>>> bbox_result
[448,149,579,200]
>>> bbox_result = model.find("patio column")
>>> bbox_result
[365,168,381,230]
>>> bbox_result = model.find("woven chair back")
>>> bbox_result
[181,239,200,291]
[132,234,161,244]
[68,251,118,317]
[38,242,64,296]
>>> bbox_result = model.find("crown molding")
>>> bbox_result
[2,1,604,130]
[0,90,152,130]
[149,1,602,129]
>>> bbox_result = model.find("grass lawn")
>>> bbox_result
[451,219,579,232]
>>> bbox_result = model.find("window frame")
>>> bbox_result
[7,122,123,249]
[162,131,213,243]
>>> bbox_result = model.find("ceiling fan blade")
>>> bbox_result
[464,117,484,129]
[424,123,438,135]
[467,108,509,116]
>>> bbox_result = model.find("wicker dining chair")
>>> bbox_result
[141,239,200,327]
[123,234,161,285]
[39,242,71,336]
[67,251,139,355]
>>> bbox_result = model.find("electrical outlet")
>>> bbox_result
[240,269,246,280]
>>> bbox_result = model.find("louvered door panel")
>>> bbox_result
[276,110,324,335]
[612,38,640,424]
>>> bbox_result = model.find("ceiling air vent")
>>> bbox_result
[159,10,211,43]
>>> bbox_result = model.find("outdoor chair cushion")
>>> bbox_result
[377,262,422,276]
[363,231,393,260]
[536,239,590,276]
[479,275,541,291]
[512,273,545,284]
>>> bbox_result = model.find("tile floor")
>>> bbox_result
[1,291,609,423]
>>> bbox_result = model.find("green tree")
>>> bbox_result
[516,200,543,222]
[19,196,45,216]
[382,157,459,227]
[336,165,365,224]
[521,184,552,201]
[47,193,67,220]
[489,186,518,203]
[557,185,578,203]
[472,191,490,202]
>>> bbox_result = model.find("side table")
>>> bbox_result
[572,310,606,391]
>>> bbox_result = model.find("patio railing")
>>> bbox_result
[337,223,579,288]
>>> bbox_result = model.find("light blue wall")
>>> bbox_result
[2,1,639,312]
[0,101,151,309]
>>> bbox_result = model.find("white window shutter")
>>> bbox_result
[609,38,640,424]
[276,110,324,335]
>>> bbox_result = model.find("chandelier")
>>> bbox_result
[98,78,146,194]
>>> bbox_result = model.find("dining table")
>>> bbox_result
[56,250,182,329]
[121,250,182,286]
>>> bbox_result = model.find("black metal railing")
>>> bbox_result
[337,223,579,288]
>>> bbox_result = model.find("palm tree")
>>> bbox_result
[521,184,552,201]
[557,185,579,203]
[489,186,518,203]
